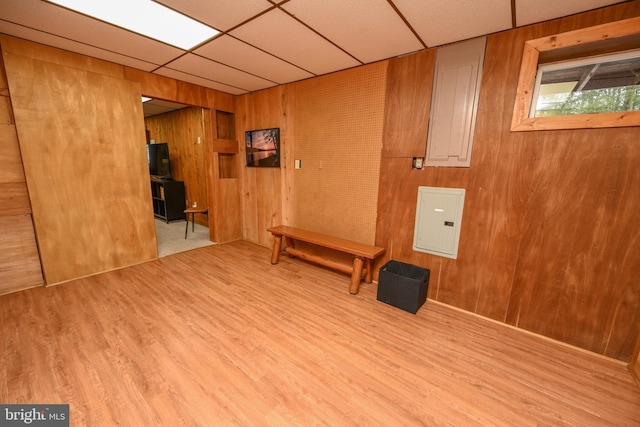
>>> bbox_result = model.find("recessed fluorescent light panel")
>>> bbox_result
[48,0,219,50]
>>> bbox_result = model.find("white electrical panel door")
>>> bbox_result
[413,187,465,259]
[426,37,486,167]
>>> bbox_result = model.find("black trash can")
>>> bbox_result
[377,260,430,314]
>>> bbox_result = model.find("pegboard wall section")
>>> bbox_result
[293,62,387,245]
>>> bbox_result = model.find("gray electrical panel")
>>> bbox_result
[413,186,465,259]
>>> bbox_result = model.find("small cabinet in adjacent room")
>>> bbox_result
[150,180,186,223]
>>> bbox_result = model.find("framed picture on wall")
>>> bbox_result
[246,127,280,167]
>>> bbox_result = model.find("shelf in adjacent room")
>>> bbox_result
[150,179,186,223]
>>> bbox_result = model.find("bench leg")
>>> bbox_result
[271,235,282,264]
[349,257,364,294]
[364,259,373,283]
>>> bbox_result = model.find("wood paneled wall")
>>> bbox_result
[235,86,293,247]
[383,49,436,158]
[209,92,243,244]
[1,35,157,286]
[293,64,386,245]
[235,63,386,247]
[0,44,43,294]
[145,108,208,227]
[0,34,244,289]
[632,335,640,386]
[375,2,640,361]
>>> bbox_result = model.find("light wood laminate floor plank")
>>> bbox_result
[1,241,639,425]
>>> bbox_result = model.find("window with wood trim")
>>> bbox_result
[511,16,640,131]
[531,50,640,118]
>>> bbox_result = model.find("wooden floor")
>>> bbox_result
[1,241,639,426]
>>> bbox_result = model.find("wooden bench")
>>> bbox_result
[267,225,385,294]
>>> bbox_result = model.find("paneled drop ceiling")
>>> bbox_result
[0,0,631,97]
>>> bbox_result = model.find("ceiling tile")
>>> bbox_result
[230,8,360,76]
[0,0,632,97]
[154,67,248,95]
[142,99,189,117]
[195,35,314,84]
[0,21,159,72]
[156,0,273,32]
[281,0,424,63]
[0,0,184,65]
[165,53,277,92]
[515,0,627,27]
[394,0,512,47]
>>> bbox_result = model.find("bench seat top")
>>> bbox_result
[268,225,385,259]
